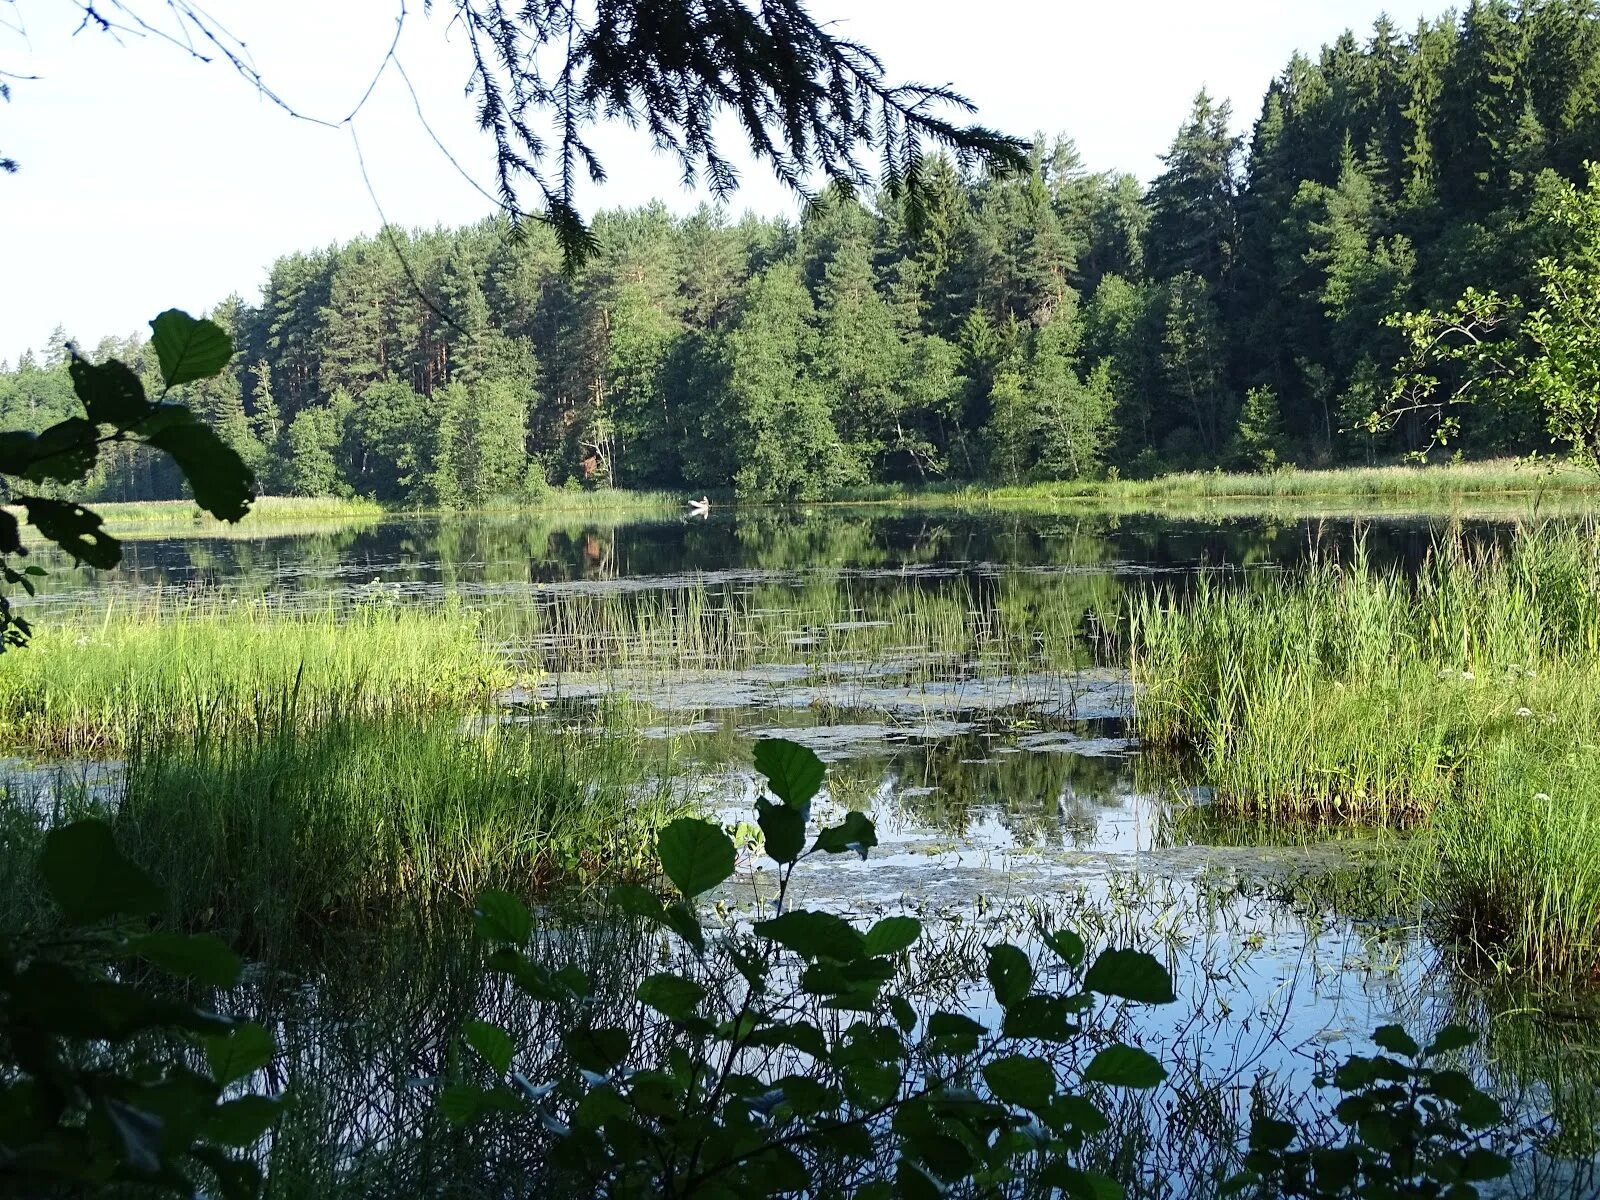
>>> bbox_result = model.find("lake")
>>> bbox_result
[14,503,1600,1197]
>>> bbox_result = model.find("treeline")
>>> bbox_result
[5,0,1599,503]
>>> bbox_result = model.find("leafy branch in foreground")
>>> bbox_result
[0,308,256,650]
[448,735,1176,1197]
[0,820,280,1197]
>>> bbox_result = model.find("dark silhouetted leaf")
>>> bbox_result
[70,355,150,425]
[755,909,866,961]
[205,1022,274,1087]
[1372,1024,1420,1058]
[1041,926,1086,969]
[1082,950,1176,1004]
[21,418,98,483]
[129,933,242,987]
[864,916,922,957]
[141,407,254,522]
[464,1020,514,1075]
[39,819,162,923]
[983,1053,1054,1112]
[1084,1043,1165,1089]
[474,890,533,944]
[563,1026,631,1074]
[636,973,706,1020]
[811,809,877,858]
[19,497,120,568]
[985,943,1032,1008]
[207,1096,282,1148]
[756,795,806,864]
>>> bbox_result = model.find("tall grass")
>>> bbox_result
[0,600,513,753]
[1130,523,1600,975]
[8,711,684,956]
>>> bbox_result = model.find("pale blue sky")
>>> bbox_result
[2,0,1437,361]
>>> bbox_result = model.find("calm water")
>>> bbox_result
[19,504,1600,1196]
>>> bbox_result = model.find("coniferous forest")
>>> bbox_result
[6,0,1600,504]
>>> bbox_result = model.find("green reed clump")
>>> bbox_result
[1431,746,1600,978]
[1132,526,1600,820]
[0,600,514,753]
[55,712,683,956]
[1133,523,1600,975]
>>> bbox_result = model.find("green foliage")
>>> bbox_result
[0,820,278,1196]
[1225,1025,1510,1198]
[445,738,1177,1197]
[0,309,257,649]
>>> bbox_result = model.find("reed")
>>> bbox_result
[1130,523,1600,975]
[15,711,684,957]
[0,600,513,753]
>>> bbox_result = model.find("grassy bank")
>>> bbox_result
[0,601,513,753]
[838,460,1600,509]
[1130,524,1600,974]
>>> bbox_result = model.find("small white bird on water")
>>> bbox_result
[687,496,710,518]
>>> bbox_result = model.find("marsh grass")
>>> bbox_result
[1131,523,1600,975]
[10,711,684,956]
[0,600,514,753]
[838,460,1600,508]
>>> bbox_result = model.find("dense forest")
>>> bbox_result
[5,0,1599,503]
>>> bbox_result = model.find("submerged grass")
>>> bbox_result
[0,600,514,753]
[4,710,684,956]
[1131,523,1600,976]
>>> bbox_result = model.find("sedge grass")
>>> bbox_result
[0,600,514,753]
[1131,523,1600,975]
[20,710,685,957]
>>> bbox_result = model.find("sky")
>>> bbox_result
[1,0,1440,362]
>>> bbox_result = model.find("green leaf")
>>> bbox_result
[754,737,826,807]
[1461,1148,1512,1182]
[464,1020,514,1075]
[1040,1163,1124,1200]
[70,355,151,426]
[659,901,707,952]
[1372,1024,1420,1058]
[140,407,254,522]
[563,1026,631,1074]
[150,309,234,388]
[128,933,242,987]
[474,890,533,944]
[39,819,163,923]
[754,909,866,961]
[1082,950,1176,1004]
[20,418,98,483]
[19,497,121,569]
[756,795,806,864]
[1083,1043,1165,1089]
[983,1053,1055,1112]
[438,1084,486,1126]
[812,809,878,858]
[927,1010,986,1055]
[636,973,706,1021]
[207,1096,282,1148]
[1424,1024,1479,1057]
[986,943,1032,1008]
[1041,926,1086,969]
[205,1022,274,1087]
[864,916,922,957]
[656,817,736,899]
[0,508,19,555]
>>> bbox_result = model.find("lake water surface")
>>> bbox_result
[19,503,1600,1196]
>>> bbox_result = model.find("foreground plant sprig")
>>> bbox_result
[446,736,1177,1198]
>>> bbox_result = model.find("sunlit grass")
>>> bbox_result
[0,599,513,753]
[1130,523,1600,975]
